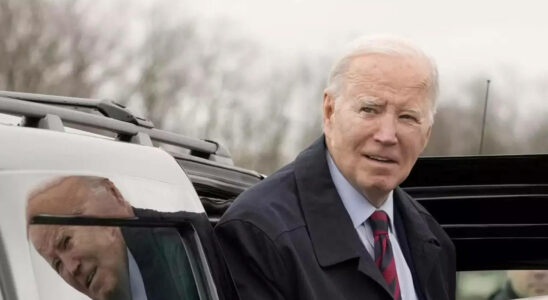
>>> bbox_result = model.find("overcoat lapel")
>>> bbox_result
[294,137,394,299]
[394,188,442,300]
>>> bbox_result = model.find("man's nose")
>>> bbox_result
[60,254,82,277]
[373,114,398,145]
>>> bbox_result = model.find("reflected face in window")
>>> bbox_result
[26,176,135,300]
[29,224,131,300]
[508,270,548,297]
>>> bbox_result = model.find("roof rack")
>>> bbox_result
[0,91,233,165]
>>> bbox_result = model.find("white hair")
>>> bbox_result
[326,35,439,123]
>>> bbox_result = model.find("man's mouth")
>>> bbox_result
[86,266,97,289]
[364,154,396,163]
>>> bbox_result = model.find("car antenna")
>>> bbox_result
[478,79,491,154]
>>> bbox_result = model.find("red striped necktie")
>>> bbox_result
[369,210,401,300]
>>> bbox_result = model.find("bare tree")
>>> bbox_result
[424,76,521,156]
[116,3,327,174]
[0,0,125,97]
[8,0,546,175]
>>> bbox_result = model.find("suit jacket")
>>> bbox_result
[215,137,456,300]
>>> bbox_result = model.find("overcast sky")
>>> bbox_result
[186,0,548,80]
[2,0,546,153]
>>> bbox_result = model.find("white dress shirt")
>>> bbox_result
[326,152,418,300]
[128,248,148,300]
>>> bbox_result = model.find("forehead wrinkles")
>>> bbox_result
[343,54,431,96]
[345,69,429,93]
[343,80,430,119]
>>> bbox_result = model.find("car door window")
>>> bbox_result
[12,173,230,300]
[28,221,207,300]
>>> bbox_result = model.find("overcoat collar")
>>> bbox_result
[294,136,391,297]
[294,136,441,300]
[394,188,442,300]
[294,136,363,267]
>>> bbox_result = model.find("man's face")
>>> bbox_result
[508,270,548,297]
[324,53,432,204]
[27,178,131,300]
[29,224,130,300]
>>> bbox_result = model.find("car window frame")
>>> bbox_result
[29,214,220,300]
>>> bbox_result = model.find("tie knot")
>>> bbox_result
[369,210,389,235]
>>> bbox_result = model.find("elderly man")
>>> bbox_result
[26,176,198,300]
[215,36,455,300]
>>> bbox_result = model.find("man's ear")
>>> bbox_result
[103,179,123,201]
[103,179,134,216]
[323,90,335,131]
[421,125,433,152]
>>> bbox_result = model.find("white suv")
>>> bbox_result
[0,91,262,300]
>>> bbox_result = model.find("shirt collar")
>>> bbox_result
[128,248,148,300]
[326,150,395,232]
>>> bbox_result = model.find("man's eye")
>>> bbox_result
[400,114,418,122]
[360,107,376,114]
[62,236,71,249]
[53,258,62,273]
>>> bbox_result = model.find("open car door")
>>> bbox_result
[402,154,548,299]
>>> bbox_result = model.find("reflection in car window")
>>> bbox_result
[458,270,548,300]
[25,175,204,300]
[29,224,199,300]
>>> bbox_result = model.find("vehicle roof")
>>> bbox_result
[0,91,232,164]
[1,125,182,181]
